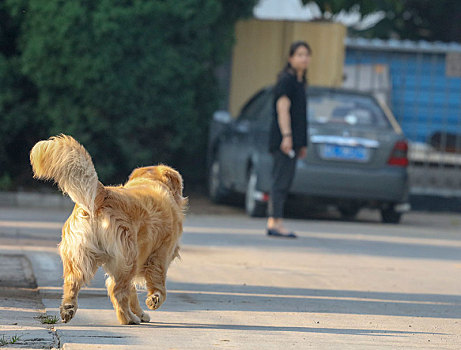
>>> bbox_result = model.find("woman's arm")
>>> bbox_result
[276,95,293,155]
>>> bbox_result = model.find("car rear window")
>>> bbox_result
[308,92,391,129]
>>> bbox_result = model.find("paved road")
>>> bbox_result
[0,202,460,349]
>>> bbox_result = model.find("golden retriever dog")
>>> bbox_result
[30,135,186,325]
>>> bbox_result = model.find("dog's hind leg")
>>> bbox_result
[60,256,97,323]
[106,274,141,325]
[129,284,150,322]
[144,250,171,311]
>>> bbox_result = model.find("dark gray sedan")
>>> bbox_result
[208,86,410,223]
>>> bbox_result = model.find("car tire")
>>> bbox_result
[380,207,402,224]
[245,168,267,217]
[338,205,360,220]
[208,159,227,203]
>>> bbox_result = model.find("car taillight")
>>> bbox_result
[388,140,409,167]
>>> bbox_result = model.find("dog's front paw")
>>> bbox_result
[146,293,163,310]
[60,303,77,323]
[128,313,141,325]
[140,312,150,322]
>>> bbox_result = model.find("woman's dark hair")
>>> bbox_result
[278,40,312,83]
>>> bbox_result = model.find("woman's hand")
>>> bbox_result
[280,136,293,155]
[297,146,307,159]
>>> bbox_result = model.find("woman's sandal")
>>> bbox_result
[266,228,297,238]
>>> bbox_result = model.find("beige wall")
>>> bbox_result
[229,19,346,116]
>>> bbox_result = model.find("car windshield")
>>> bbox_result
[308,92,391,128]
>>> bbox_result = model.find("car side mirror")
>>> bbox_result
[213,110,233,124]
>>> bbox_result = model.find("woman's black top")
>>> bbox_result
[269,71,308,153]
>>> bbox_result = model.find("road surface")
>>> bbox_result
[0,200,460,349]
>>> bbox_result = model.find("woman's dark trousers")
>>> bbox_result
[268,150,297,219]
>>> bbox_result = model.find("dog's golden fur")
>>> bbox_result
[30,135,186,325]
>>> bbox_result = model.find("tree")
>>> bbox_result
[2,0,256,187]
[0,1,43,189]
[302,0,461,42]
[358,0,461,43]
[302,0,380,18]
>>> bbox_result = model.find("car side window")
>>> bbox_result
[255,91,273,124]
[238,90,269,122]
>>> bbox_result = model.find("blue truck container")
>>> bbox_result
[345,38,461,145]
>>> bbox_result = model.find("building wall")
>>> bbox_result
[229,19,346,116]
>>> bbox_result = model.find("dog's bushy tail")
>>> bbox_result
[30,134,99,212]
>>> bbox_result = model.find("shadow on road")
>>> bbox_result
[42,282,461,320]
[165,282,461,320]
[139,321,444,336]
[47,281,461,319]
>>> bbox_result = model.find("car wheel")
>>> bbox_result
[338,205,360,220]
[208,159,227,203]
[380,207,402,224]
[245,168,267,217]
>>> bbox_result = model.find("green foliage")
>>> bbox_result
[0,1,43,189]
[36,314,59,324]
[0,55,42,187]
[0,0,256,187]
[0,334,21,346]
[302,0,379,17]
[304,0,460,43]
[356,0,461,42]
[0,173,13,191]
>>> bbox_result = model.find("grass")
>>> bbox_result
[0,335,21,346]
[35,314,59,325]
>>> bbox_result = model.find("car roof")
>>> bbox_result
[261,85,376,97]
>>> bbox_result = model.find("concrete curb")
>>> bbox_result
[0,191,73,209]
[0,191,245,216]
[0,254,58,349]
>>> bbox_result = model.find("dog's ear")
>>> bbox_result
[128,165,185,206]
[128,167,149,182]
[156,165,184,200]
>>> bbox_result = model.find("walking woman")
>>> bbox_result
[267,41,312,238]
